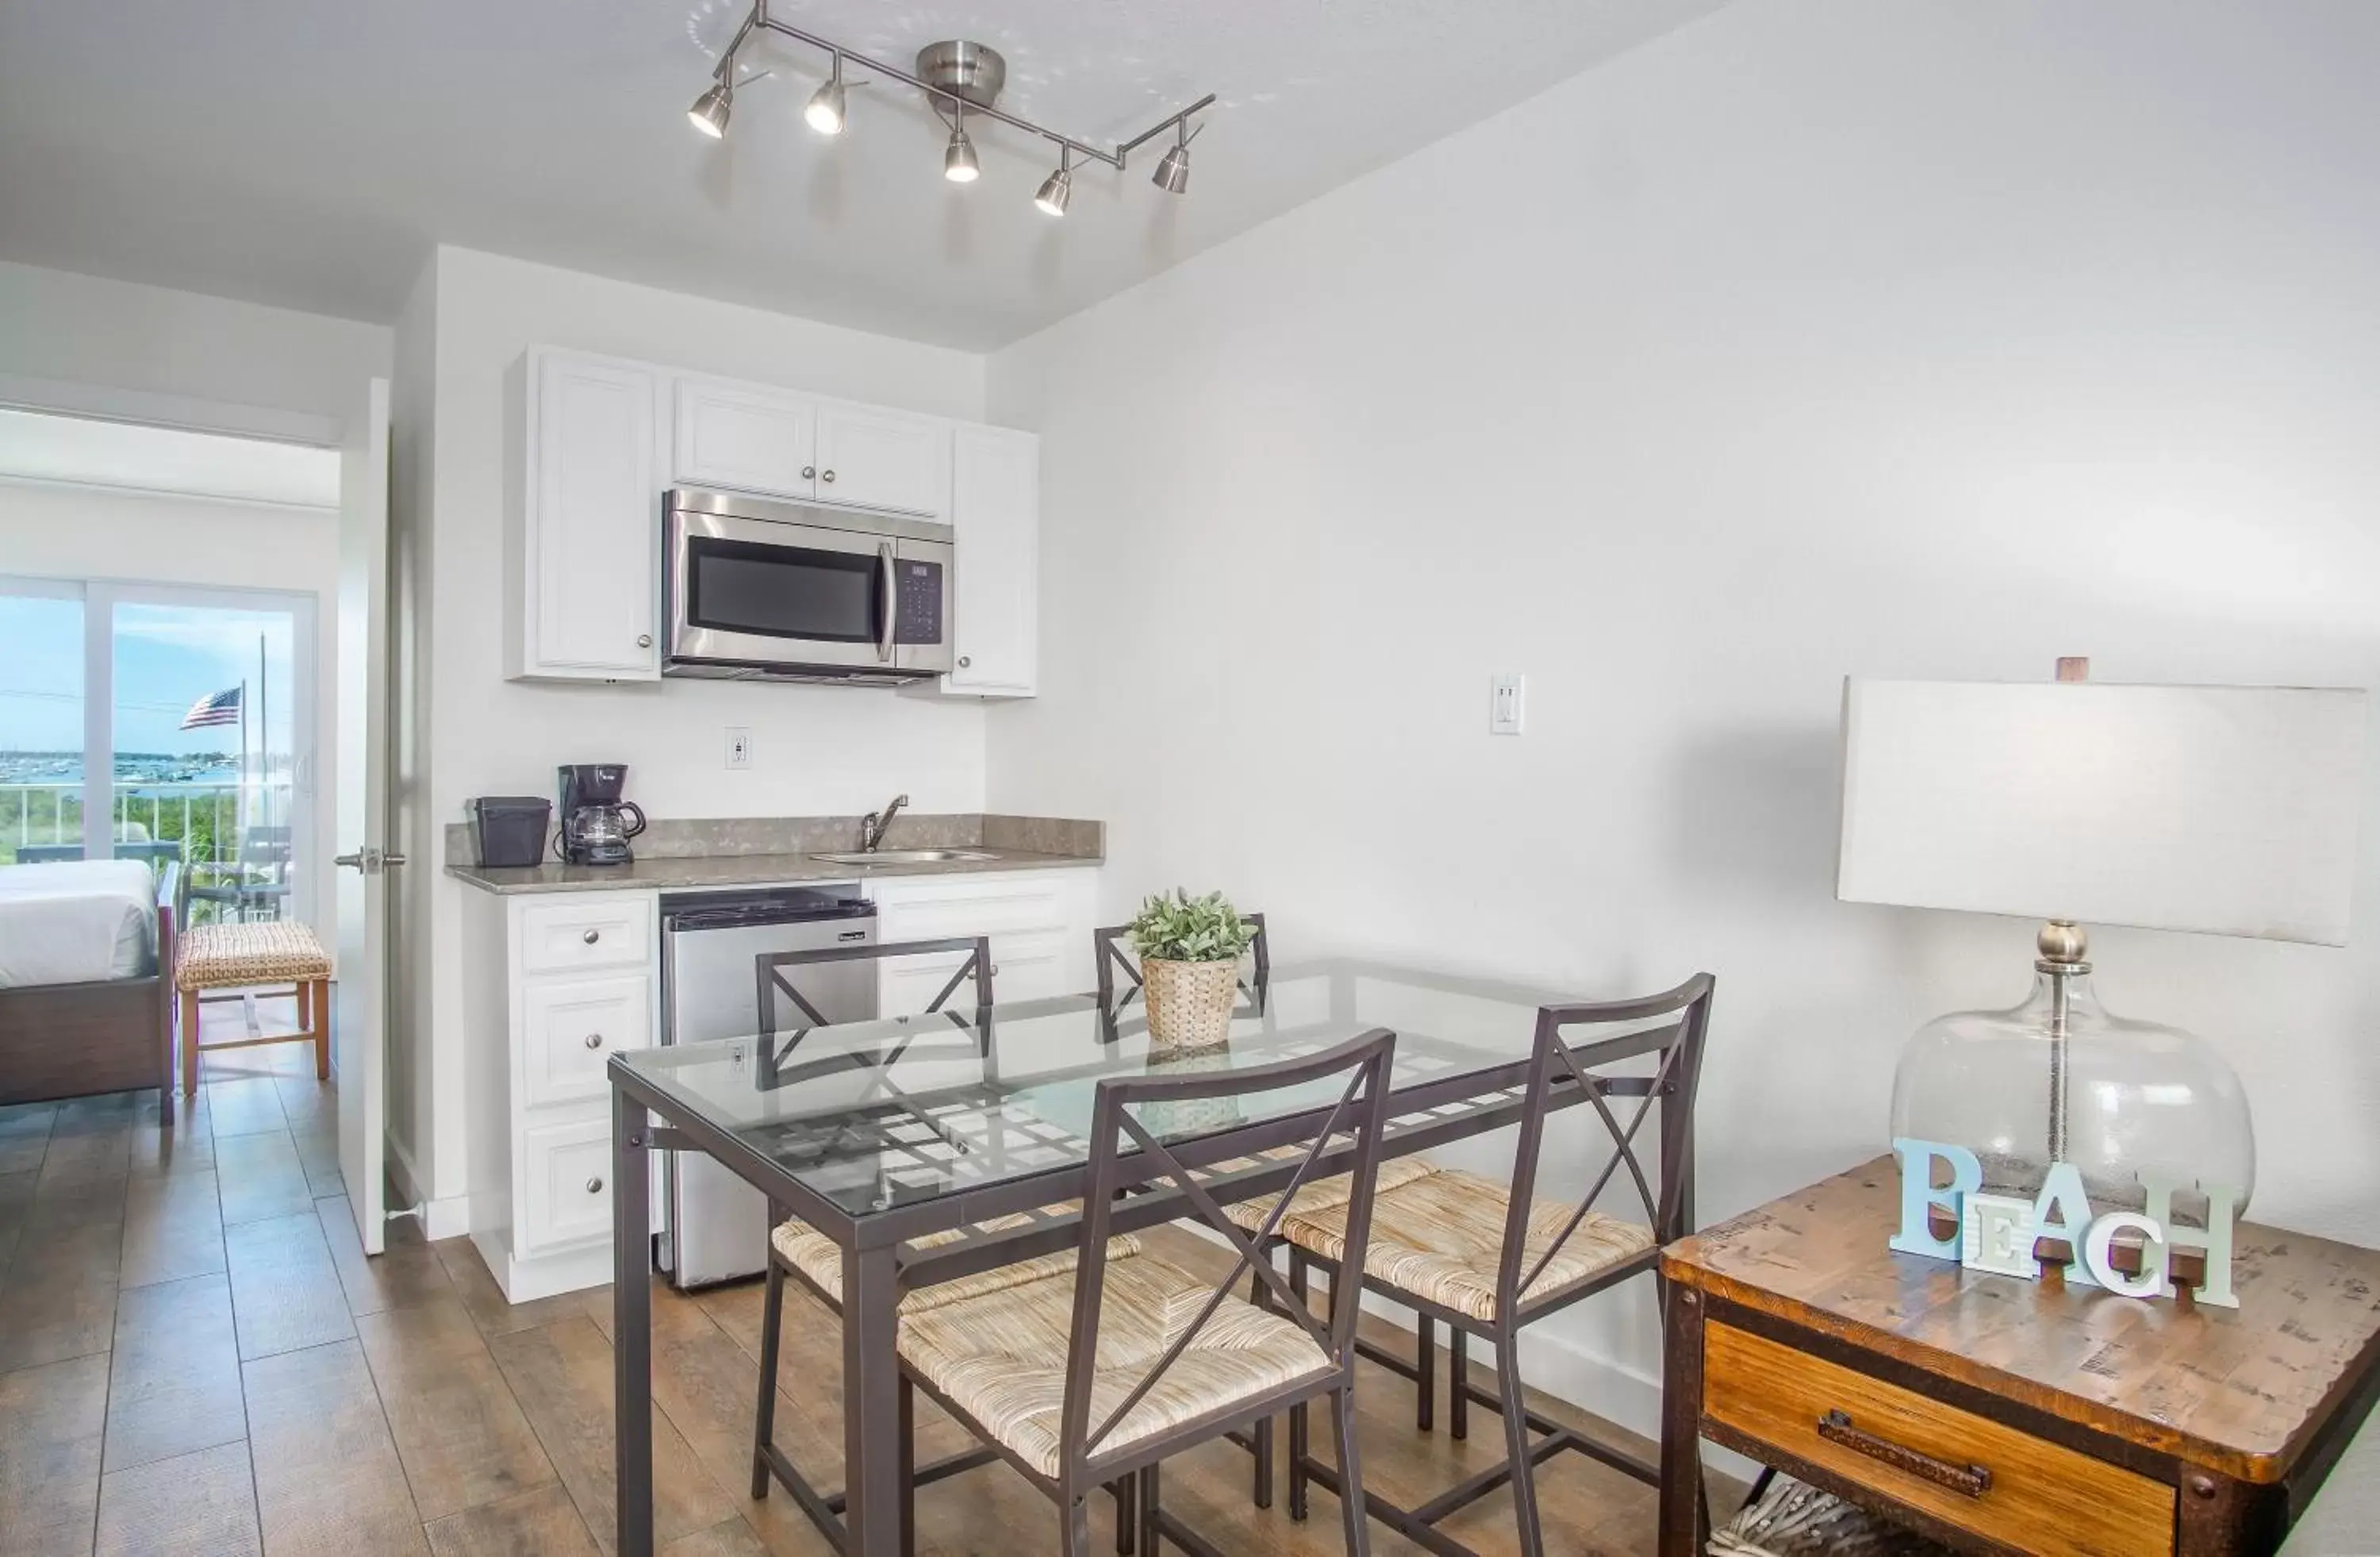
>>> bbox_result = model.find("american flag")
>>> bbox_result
[178,686,243,731]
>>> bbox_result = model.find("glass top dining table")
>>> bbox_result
[603,958,1590,1557]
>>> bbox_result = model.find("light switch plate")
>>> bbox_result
[725,727,752,769]
[1491,673,1526,736]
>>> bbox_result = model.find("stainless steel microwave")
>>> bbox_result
[662,488,954,684]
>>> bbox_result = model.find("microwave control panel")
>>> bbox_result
[894,559,944,644]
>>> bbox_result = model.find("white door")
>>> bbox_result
[944,426,1039,695]
[812,404,950,518]
[336,378,391,1255]
[532,352,659,676]
[673,376,816,501]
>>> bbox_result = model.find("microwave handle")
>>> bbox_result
[876,543,897,663]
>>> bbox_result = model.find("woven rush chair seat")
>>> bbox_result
[1219,1149,1438,1235]
[770,1211,1142,1313]
[1269,1167,1657,1324]
[175,920,332,991]
[899,1252,1338,1479]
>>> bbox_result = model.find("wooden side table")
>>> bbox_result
[1658,1159,2380,1557]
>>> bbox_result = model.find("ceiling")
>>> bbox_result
[0,0,1726,351]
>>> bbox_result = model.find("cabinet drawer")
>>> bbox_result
[1703,1322,2173,1557]
[518,896,652,975]
[519,1115,614,1254]
[523,975,651,1108]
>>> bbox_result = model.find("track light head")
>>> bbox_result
[1151,140,1189,194]
[944,123,981,183]
[1034,158,1072,217]
[689,80,732,139]
[805,56,847,135]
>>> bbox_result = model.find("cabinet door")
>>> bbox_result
[673,376,817,500]
[944,425,1038,696]
[531,352,661,676]
[812,403,950,518]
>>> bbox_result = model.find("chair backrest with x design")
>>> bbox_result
[1058,1025,1396,1491]
[754,935,994,1044]
[1494,972,1716,1324]
[1092,913,1270,1012]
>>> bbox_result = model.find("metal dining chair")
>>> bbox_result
[748,937,1145,1553]
[1092,913,1269,1012]
[897,1026,1401,1556]
[1255,973,1716,1557]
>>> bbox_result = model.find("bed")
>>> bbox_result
[0,858,182,1119]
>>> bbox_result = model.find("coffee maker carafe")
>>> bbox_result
[557,763,646,867]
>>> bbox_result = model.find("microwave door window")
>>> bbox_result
[686,536,879,643]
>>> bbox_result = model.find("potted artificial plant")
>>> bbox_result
[1128,889,1259,1051]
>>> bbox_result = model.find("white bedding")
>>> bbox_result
[0,859,156,989]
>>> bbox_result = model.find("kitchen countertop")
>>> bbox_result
[447,845,1101,895]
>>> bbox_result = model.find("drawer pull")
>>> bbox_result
[585,1177,605,1194]
[584,1033,604,1049]
[1816,1409,1992,1499]
[582,928,601,944]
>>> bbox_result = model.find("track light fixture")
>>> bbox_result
[804,53,849,135]
[1034,150,1073,217]
[1152,121,1195,194]
[688,79,732,139]
[943,110,981,184]
[685,5,1216,217]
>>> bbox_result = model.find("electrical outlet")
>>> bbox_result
[724,727,752,769]
[1491,672,1526,736]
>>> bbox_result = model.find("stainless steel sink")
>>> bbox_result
[808,848,999,866]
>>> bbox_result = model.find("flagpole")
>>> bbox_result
[257,633,268,836]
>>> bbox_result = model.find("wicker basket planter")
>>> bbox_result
[1142,956,1239,1051]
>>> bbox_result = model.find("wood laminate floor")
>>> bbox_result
[0,996,1697,1555]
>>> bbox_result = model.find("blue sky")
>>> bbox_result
[0,594,294,759]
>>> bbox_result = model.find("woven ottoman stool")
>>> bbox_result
[175,920,333,1097]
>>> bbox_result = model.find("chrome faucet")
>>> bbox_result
[859,794,909,852]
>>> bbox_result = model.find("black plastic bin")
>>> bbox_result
[469,796,552,869]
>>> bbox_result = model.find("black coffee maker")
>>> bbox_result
[557,763,647,867]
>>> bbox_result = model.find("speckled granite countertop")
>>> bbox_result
[444,812,1102,895]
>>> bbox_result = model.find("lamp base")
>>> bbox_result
[1889,924,2255,1217]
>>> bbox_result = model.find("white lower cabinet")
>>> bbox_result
[464,886,659,1301]
[461,866,1099,1304]
[866,869,1097,1015]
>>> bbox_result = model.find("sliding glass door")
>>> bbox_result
[0,576,315,924]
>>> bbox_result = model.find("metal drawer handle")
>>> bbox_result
[585,1176,604,1194]
[582,928,601,944]
[584,1033,604,1049]
[1816,1410,1991,1499]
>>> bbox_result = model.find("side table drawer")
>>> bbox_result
[1703,1322,2175,1557]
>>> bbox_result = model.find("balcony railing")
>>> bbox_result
[0,781,295,868]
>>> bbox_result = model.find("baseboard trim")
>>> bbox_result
[386,1136,471,1240]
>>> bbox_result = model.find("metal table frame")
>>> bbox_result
[607,976,1673,1556]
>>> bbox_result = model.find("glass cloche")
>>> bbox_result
[1889,958,2255,1217]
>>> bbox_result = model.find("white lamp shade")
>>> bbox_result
[1838,679,2367,945]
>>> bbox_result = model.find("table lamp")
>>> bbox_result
[1837,662,2366,1215]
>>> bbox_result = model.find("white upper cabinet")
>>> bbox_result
[943,425,1039,698]
[812,402,950,519]
[512,348,663,681]
[672,376,817,501]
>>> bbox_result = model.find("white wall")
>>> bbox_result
[0,479,342,927]
[986,0,2380,1497]
[0,260,390,429]
[408,246,992,1208]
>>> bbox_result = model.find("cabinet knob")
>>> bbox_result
[585,1177,604,1194]
[802,465,816,479]
[822,469,836,483]
[636,634,653,648]
[990,963,1000,976]
[957,655,971,669]
[584,1033,604,1050]
[582,928,601,944]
